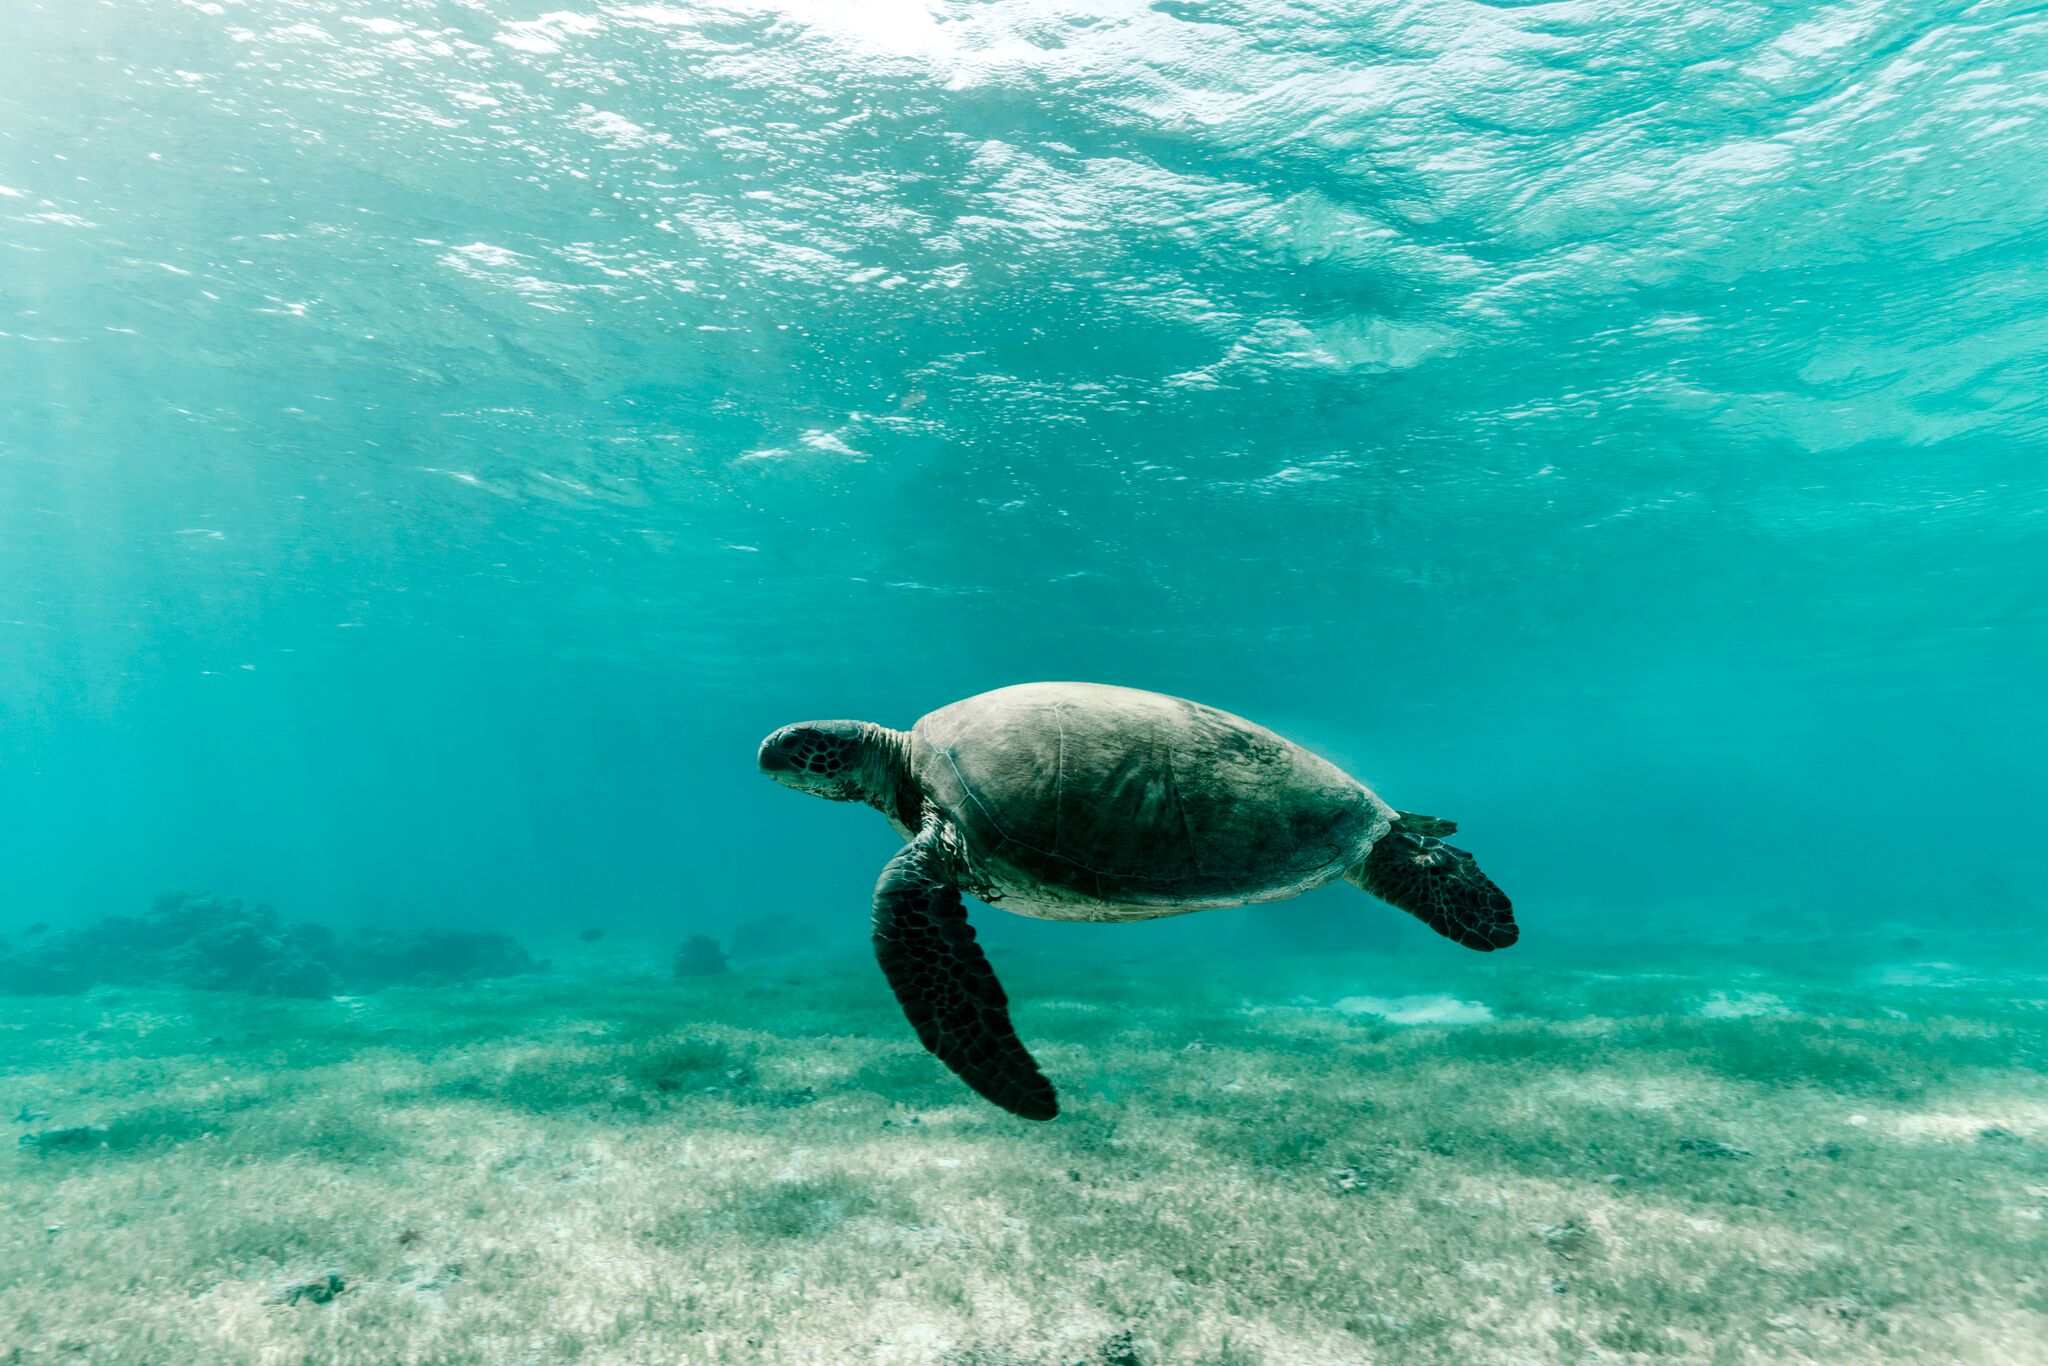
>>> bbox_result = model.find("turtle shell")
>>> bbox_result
[910,682,1391,914]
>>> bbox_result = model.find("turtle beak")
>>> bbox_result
[757,727,800,777]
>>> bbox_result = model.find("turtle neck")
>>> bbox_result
[858,724,923,835]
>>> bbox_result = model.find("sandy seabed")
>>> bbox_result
[4,938,2045,1364]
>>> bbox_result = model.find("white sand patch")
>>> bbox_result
[1886,1100,2048,1143]
[1872,961,1975,987]
[1698,990,1790,1018]
[1334,993,1494,1025]
[1542,1071,1717,1112]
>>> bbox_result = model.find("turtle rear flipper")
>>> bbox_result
[872,826,1059,1120]
[1394,811,1458,837]
[1353,831,1518,952]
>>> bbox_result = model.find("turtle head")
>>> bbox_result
[757,720,882,803]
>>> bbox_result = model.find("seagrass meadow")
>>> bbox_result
[6,927,2046,1363]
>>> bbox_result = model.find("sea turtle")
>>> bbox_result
[757,681,1516,1119]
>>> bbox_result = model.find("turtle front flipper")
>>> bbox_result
[1353,831,1519,952]
[871,826,1059,1120]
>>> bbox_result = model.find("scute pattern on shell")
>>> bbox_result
[911,682,1388,914]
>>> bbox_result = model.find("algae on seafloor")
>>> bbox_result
[3,944,2045,1364]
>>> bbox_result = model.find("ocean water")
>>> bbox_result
[4,3,2046,1362]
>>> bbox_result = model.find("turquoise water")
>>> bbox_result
[6,5,2048,1359]
[5,2,2045,944]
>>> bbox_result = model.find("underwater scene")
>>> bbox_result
[4,1,2046,1362]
